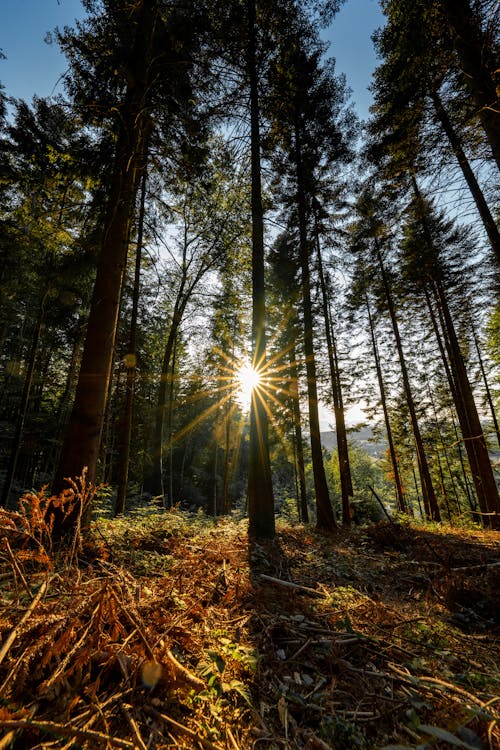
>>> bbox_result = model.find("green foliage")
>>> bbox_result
[328,444,392,521]
[196,633,257,711]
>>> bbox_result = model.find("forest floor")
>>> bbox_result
[0,501,499,750]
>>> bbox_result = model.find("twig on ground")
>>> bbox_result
[144,706,223,750]
[0,719,134,748]
[122,704,148,750]
[259,574,323,597]
[0,578,48,667]
[4,539,33,600]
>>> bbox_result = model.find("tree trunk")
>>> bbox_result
[289,343,308,523]
[425,288,477,515]
[314,225,352,524]
[365,294,407,513]
[434,279,500,527]
[439,0,500,170]
[144,313,182,498]
[246,0,275,539]
[375,240,441,521]
[431,89,500,268]
[1,290,48,506]
[295,128,336,531]
[52,0,158,524]
[471,323,500,449]
[115,168,147,516]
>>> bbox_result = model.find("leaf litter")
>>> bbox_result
[0,500,498,750]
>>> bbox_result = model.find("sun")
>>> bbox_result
[236,361,261,411]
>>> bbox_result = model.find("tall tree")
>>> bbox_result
[371,0,500,266]
[246,0,275,538]
[351,191,441,521]
[437,0,500,169]
[53,0,161,502]
[52,1,211,528]
[400,189,500,527]
[314,217,353,524]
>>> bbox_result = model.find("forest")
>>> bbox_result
[0,0,498,748]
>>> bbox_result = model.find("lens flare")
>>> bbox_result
[237,362,261,411]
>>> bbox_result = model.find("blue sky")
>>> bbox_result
[1,0,384,120]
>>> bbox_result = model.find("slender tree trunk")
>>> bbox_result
[365,294,407,513]
[471,323,500,449]
[431,89,500,268]
[375,241,441,521]
[289,343,308,523]
[220,398,233,516]
[246,0,275,538]
[166,337,178,508]
[426,384,456,522]
[439,0,500,170]
[52,1,158,521]
[1,290,48,506]
[452,413,476,513]
[212,441,218,515]
[295,129,336,531]
[427,289,480,516]
[315,229,352,523]
[411,462,424,519]
[144,301,185,498]
[115,169,147,516]
[55,313,87,428]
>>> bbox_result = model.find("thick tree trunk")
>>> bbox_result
[365,294,407,513]
[115,169,147,516]
[53,1,157,523]
[246,0,275,538]
[439,0,500,170]
[375,241,441,521]
[431,89,500,268]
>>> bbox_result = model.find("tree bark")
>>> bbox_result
[434,279,500,527]
[246,0,275,539]
[375,240,441,521]
[289,343,309,523]
[471,323,500,449]
[53,0,158,522]
[295,127,336,531]
[1,290,48,506]
[115,168,147,516]
[314,224,352,524]
[365,293,407,513]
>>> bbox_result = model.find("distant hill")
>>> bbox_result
[321,425,386,458]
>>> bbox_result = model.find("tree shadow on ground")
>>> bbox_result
[244,522,499,749]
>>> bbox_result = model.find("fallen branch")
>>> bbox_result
[144,706,222,750]
[165,648,205,691]
[259,574,323,598]
[0,578,47,667]
[0,719,134,748]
